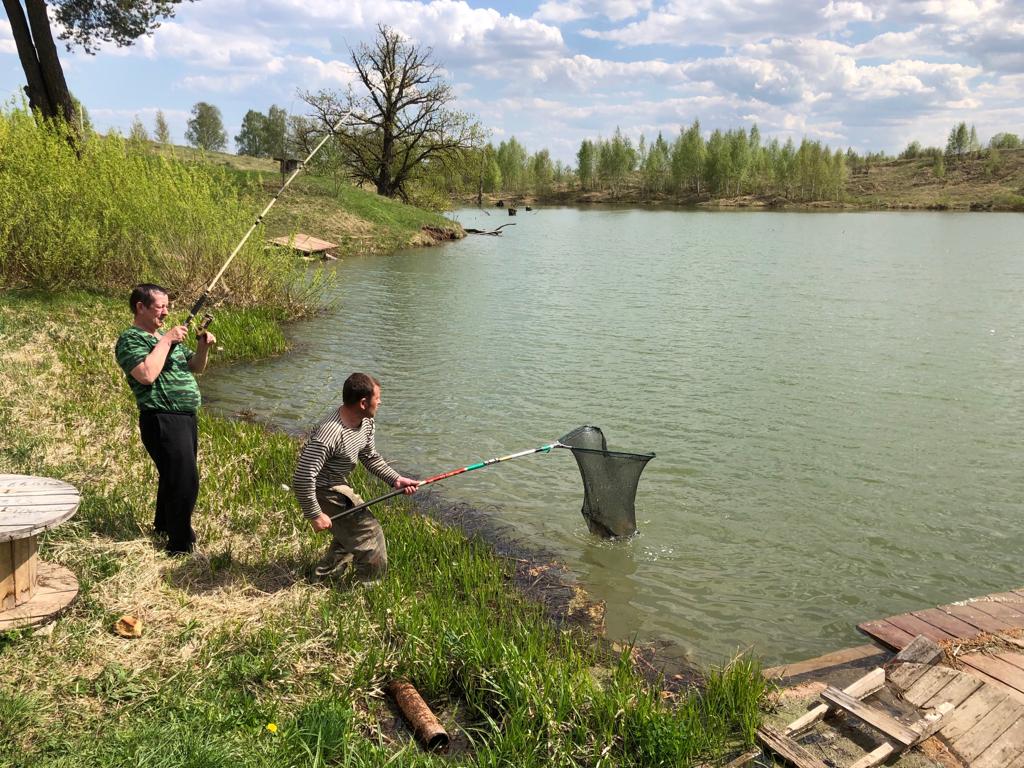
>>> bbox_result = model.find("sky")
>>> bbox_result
[2,0,1023,163]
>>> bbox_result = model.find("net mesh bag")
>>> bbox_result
[559,426,655,538]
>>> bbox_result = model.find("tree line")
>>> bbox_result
[7,3,1022,209]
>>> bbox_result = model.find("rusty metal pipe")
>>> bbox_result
[386,679,450,751]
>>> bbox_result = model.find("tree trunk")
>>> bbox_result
[3,0,51,114]
[24,0,76,126]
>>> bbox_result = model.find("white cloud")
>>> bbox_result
[0,19,16,55]
[136,21,279,67]
[822,1,880,25]
[534,0,652,23]
[178,55,355,93]
[582,0,827,46]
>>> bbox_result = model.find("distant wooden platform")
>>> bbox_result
[269,234,337,256]
[858,588,1024,702]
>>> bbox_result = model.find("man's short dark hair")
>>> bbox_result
[129,283,168,312]
[343,372,380,405]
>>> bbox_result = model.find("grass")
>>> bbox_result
[0,290,770,766]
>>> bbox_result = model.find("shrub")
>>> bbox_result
[0,105,322,315]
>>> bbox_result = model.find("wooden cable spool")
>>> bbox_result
[0,474,80,630]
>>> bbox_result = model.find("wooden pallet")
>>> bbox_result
[759,637,955,768]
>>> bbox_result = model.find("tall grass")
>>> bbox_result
[0,105,322,315]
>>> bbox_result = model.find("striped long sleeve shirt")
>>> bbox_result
[292,413,401,519]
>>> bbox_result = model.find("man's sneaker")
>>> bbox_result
[313,547,353,580]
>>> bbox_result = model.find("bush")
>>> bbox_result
[0,105,322,315]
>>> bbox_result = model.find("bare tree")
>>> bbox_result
[300,24,479,200]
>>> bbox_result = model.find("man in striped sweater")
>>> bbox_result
[293,372,418,583]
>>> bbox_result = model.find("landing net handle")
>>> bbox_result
[327,440,567,521]
[184,107,356,329]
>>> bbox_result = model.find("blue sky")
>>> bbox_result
[2,0,1023,163]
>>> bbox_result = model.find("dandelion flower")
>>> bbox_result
[266,723,278,734]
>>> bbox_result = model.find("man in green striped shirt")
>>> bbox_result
[115,284,216,554]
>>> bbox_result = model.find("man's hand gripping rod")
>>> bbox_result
[184,107,356,329]
[328,440,567,521]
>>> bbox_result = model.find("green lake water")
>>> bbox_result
[203,207,1024,665]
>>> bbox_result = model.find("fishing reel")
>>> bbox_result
[196,313,214,338]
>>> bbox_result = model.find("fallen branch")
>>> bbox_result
[465,223,516,236]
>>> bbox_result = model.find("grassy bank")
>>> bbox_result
[0,290,768,766]
[150,144,461,255]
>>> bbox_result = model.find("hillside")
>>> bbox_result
[150,144,463,254]
[842,148,1024,210]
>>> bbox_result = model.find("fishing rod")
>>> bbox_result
[182,106,357,330]
[328,437,570,521]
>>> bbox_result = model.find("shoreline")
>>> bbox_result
[462,191,1024,212]
[202,302,700,689]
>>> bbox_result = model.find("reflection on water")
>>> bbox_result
[203,207,1024,665]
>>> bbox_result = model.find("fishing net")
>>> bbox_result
[559,426,655,538]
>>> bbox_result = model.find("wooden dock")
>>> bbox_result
[760,588,1024,768]
[858,588,1024,701]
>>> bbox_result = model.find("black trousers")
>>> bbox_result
[139,411,199,553]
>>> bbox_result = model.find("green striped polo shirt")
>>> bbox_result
[115,326,201,413]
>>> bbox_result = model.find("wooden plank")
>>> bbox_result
[756,725,829,768]
[911,701,955,738]
[0,540,14,611]
[921,672,983,709]
[848,744,895,768]
[962,653,1024,695]
[857,619,915,651]
[0,475,76,490]
[11,536,36,605]
[973,716,1024,768]
[819,687,920,746]
[941,603,1014,634]
[911,608,983,640]
[0,494,81,506]
[971,600,1024,624]
[723,749,760,767]
[940,686,1009,741]
[997,651,1024,672]
[887,661,934,692]
[764,644,886,681]
[902,665,962,707]
[950,697,1024,763]
[886,613,958,643]
[957,663,1024,702]
[784,668,885,736]
[894,634,944,664]
[987,591,1024,605]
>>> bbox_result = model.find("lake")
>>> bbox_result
[202,207,1024,666]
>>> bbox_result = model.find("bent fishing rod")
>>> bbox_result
[328,437,570,521]
[182,106,356,330]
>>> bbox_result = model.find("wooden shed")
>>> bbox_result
[273,157,303,175]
